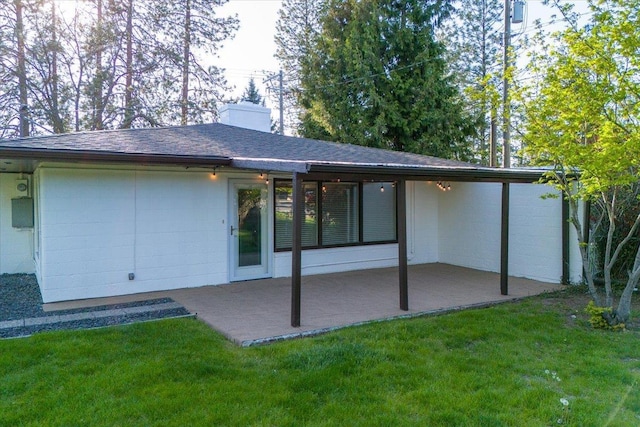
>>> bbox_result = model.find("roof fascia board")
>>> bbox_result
[231,158,310,173]
[0,147,231,167]
[306,164,547,183]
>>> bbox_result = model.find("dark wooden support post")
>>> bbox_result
[291,172,303,327]
[562,197,570,285]
[500,183,510,295]
[397,179,408,310]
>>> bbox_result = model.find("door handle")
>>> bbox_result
[230,225,236,236]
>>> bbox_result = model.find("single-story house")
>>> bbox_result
[0,103,582,326]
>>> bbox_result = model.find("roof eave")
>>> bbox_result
[0,147,231,168]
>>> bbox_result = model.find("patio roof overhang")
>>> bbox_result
[281,165,563,329]
[231,158,549,183]
[305,164,547,183]
[232,160,554,328]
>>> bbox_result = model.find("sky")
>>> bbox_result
[217,0,283,98]
[216,0,592,123]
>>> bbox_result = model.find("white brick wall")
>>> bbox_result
[407,181,440,264]
[435,182,580,283]
[0,173,35,274]
[437,182,503,272]
[38,168,228,302]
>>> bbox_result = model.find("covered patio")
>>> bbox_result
[45,263,562,346]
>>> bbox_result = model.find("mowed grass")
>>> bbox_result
[1,292,639,426]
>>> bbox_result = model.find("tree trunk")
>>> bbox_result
[15,0,29,137]
[568,194,602,306]
[95,0,104,130]
[122,0,134,128]
[181,0,191,126]
[615,278,637,324]
[602,191,617,307]
[613,212,640,323]
[50,2,65,133]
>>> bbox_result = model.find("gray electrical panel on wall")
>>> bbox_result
[12,198,34,228]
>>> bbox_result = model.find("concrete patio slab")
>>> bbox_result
[45,263,563,345]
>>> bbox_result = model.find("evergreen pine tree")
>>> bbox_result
[299,0,475,160]
[241,78,264,105]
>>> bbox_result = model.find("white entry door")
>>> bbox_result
[229,180,269,281]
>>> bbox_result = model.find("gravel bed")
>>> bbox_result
[0,274,44,320]
[0,308,192,339]
[1,274,191,338]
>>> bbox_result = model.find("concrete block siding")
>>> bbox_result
[437,182,580,283]
[0,173,35,274]
[38,168,229,302]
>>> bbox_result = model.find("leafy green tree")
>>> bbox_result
[299,0,476,159]
[517,0,640,326]
[241,78,264,105]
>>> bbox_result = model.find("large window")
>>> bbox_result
[363,182,396,242]
[275,182,318,250]
[274,179,397,251]
[322,182,359,245]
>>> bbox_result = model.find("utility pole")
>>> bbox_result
[279,70,284,135]
[264,70,285,135]
[490,109,497,167]
[502,0,511,168]
[16,0,29,137]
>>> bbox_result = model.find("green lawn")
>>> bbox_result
[1,290,639,426]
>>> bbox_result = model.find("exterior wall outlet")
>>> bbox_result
[128,273,135,280]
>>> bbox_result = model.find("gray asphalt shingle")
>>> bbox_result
[0,123,549,181]
[0,123,471,168]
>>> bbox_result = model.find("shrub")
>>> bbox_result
[584,301,625,331]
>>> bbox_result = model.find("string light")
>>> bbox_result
[437,181,452,191]
[260,172,269,185]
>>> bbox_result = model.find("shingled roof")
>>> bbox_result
[0,123,545,182]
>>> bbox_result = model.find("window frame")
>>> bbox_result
[273,178,398,252]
